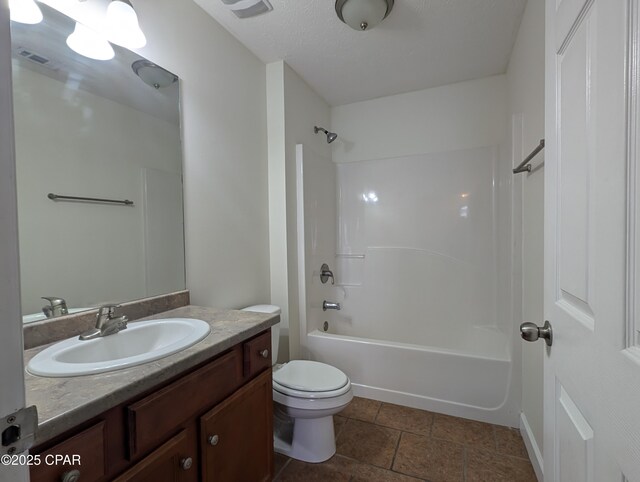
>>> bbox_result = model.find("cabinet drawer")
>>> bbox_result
[113,430,195,482]
[31,422,106,482]
[127,347,242,458]
[243,330,271,378]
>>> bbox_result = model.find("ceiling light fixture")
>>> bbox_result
[9,0,43,25]
[335,0,394,31]
[131,60,177,89]
[66,22,115,61]
[106,0,146,49]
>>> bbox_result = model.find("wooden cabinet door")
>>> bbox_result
[127,348,242,458]
[113,430,196,482]
[30,422,107,482]
[200,369,273,482]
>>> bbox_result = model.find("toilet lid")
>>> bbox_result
[273,360,348,393]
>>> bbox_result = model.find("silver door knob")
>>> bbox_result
[180,457,193,470]
[259,349,269,358]
[208,434,219,446]
[520,320,553,346]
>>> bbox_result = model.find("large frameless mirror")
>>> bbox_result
[11,3,185,323]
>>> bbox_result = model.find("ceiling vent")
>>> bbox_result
[15,47,60,72]
[17,47,49,65]
[221,0,273,18]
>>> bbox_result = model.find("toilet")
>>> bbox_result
[242,304,353,463]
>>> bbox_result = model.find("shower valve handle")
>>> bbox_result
[320,263,335,284]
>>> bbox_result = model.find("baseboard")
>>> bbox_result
[520,412,543,481]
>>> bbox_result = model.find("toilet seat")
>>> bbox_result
[273,379,351,399]
[273,360,350,399]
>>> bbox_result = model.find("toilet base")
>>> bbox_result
[274,415,336,463]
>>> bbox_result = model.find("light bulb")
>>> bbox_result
[66,22,115,61]
[9,0,43,25]
[106,0,146,49]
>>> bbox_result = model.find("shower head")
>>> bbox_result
[314,126,338,144]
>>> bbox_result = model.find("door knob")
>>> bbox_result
[208,434,219,446]
[520,320,553,346]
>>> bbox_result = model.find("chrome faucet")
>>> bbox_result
[323,301,341,311]
[41,297,68,318]
[79,304,128,341]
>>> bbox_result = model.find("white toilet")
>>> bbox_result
[242,304,353,463]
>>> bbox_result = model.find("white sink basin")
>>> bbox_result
[27,318,211,377]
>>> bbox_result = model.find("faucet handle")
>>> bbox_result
[41,296,67,307]
[97,303,120,318]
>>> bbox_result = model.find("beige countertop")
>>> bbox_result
[24,305,278,446]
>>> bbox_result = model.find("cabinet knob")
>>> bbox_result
[61,470,81,482]
[180,457,193,471]
[259,349,269,359]
[208,434,219,446]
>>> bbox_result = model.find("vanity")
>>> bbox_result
[24,305,278,482]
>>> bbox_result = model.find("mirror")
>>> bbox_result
[11,4,185,323]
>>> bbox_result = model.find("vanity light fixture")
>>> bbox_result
[106,0,146,49]
[335,0,394,31]
[66,22,115,61]
[9,0,43,25]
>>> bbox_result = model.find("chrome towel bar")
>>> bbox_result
[47,193,134,206]
[513,139,545,174]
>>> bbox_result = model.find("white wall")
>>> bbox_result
[506,0,545,464]
[331,75,508,163]
[266,62,289,362]
[13,63,183,315]
[133,0,271,310]
[266,61,331,360]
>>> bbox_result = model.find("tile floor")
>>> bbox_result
[273,397,537,482]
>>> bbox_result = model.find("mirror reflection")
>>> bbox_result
[11,4,185,323]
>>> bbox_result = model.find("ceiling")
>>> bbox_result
[193,0,527,106]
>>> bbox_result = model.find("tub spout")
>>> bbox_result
[323,301,341,311]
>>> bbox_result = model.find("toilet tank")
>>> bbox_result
[241,305,281,365]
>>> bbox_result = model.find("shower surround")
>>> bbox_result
[297,144,520,426]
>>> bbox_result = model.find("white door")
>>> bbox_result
[544,0,640,480]
[0,1,29,481]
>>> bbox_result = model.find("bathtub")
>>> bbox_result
[306,325,517,426]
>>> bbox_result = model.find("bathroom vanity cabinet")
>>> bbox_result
[29,329,273,482]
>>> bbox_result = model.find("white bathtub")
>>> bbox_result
[306,326,516,426]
